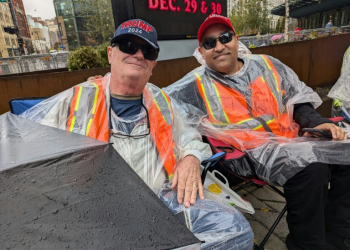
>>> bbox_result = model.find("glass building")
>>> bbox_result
[53,0,112,50]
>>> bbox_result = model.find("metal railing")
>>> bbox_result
[239,26,348,48]
[0,52,69,75]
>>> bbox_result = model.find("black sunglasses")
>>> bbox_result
[112,40,159,61]
[109,98,150,139]
[200,32,235,50]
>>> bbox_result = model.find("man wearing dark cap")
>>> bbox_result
[21,18,254,250]
[165,14,350,250]
[23,18,211,206]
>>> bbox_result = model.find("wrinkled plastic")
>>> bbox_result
[160,190,253,250]
[21,74,253,249]
[21,73,208,192]
[328,46,350,128]
[0,115,201,249]
[165,53,350,186]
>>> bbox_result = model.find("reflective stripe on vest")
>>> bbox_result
[195,67,299,149]
[67,82,176,178]
[144,88,176,179]
[196,73,263,129]
[67,80,109,142]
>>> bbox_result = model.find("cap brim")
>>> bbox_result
[110,34,159,50]
[198,17,235,43]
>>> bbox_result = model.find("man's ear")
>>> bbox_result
[149,61,157,76]
[198,47,205,59]
[107,46,113,64]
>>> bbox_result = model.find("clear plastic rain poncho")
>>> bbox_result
[20,73,253,250]
[328,46,350,128]
[164,49,350,186]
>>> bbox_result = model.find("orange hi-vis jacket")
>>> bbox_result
[195,55,299,150]
[66,79,176,178]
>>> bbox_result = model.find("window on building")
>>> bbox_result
[322,15,326,27]
[340,10,345,26]
[0,12,3,21]
[5,37,10,46]
[346,9,350,26]
[7,48,13,57]
[334,12,340,26]
[5,15,10,23]
[11,39,15,45]
[1,3,7,12]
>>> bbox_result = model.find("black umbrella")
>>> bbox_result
[0,113,200,250]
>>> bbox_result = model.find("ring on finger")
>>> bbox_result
[193,184,197,189]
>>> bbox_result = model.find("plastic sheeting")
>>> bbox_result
[160,190,253,250]
[164,53,350,186]
[21,74,209,193]
[20,75,254,250]
[328,46,350,128]
[0,113,201,250]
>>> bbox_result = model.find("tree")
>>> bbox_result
[284,0,289,41]
[229,0,272,35]
[275,17,285,33]
[67,0,115,46]
[54,42,60,50]
[67,46,104,71]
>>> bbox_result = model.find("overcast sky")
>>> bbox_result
[22,0,56,20]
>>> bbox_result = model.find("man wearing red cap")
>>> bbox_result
[165,14,350,250]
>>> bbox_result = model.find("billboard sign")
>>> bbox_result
[112,0,227,40]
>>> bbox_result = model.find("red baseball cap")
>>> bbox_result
[197,14,236,44]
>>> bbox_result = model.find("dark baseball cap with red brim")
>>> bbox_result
[111,19,159,50]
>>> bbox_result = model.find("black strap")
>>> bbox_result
[254,116,273,133]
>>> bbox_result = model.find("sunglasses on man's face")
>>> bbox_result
[112,40,159,61]
[200,32,235,50]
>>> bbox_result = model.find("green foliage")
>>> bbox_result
[275,17,285,33]
[67,46,104,71]
[95,42,110,67]
[229,0,272,35]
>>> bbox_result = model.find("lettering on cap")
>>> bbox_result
[208,14,229,20]
[121,20,153,33]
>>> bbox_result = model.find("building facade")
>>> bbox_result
[11,0,31,54]
[0,2,19,57]
[56,16,69,51]
[53,0,88,50]
[27,15,51,54]
[53,0,113,50]
[271,0,350,30]
[45,19,61,50]
[268,0,284,30]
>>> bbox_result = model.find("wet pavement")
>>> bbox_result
[238,185,289,250]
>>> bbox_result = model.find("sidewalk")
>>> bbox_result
[238,185,289,250]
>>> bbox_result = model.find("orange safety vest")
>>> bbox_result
[67,80,176,178]
[196,55,299,150]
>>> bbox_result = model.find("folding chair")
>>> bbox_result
[202,136,285,250]
[9,97,46,115]
[332,100,350,127]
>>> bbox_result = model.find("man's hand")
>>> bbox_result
[171,155,204,208]
[305,123,348,141]
[87,75,103,82]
